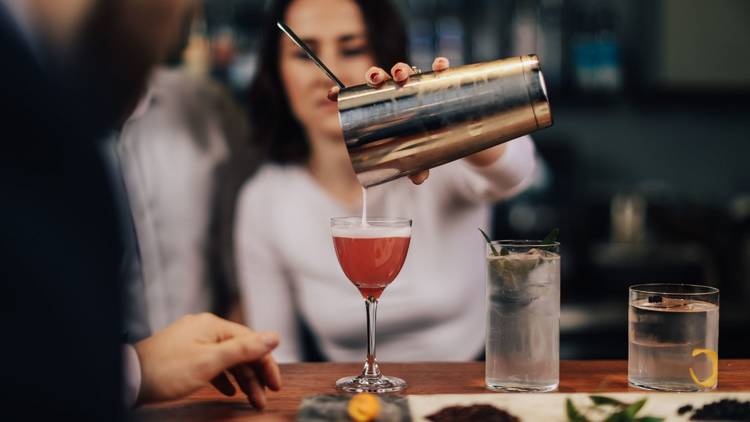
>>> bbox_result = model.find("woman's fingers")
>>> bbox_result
[363,58,447,93]
[359,57,448,95]
[409,170,430,185]
[390,62,413,84]
[327,85,340,102]
[210,372,237,396]
[365,66,390,87]
[432,56,450,71]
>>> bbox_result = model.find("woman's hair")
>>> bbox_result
[247,0,408,164]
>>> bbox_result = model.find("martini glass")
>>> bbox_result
[330,216,412,393]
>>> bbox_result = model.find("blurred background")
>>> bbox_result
[176,0,749,359]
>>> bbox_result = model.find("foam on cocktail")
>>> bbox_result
[331,225,411,238]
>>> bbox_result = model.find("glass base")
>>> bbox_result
[485,382,558,393]
[628,380,714,392]
[336,375,407,393]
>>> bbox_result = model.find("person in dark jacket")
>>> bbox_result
[0,1,280,419]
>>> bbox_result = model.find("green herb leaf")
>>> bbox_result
[568,396,660,422]
[478,228,499,256]
[603,410,632,422]
[624,398,647,418]
[543,227,559,244]
[590,395,626,407]
[566,398,590,422]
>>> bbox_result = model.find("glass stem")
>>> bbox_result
[362,296,380,377]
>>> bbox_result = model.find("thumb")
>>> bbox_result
[327,86,340,102]
[211,331,279,373]
[409,169,429,185]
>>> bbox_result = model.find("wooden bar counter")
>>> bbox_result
[135,360,750,421]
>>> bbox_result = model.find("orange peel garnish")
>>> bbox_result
[347,392,381,422]
[689,348,718,388]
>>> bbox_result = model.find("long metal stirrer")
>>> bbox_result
[277,22,346,89]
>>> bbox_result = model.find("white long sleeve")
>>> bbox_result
[438,135,537,205]
[235,180,302,362]
[118,68,253,335]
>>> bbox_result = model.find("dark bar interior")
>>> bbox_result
[3,0,748,419]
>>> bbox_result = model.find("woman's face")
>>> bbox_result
[279,0,375,142]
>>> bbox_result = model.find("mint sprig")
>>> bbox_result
[589,396,625,407]
[566,396,663,422]
[543,227,559,244]
[566,398,589,422]
[478,228,504,256]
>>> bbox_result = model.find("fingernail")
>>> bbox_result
[394,68,404,79]
[369,72,379,83]
[260,332,279,348]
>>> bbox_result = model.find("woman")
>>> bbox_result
[236,0,537,362]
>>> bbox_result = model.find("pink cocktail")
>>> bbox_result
[333,235,410,299]
[330,217,412,393]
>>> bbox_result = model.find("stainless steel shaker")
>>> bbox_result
[338,55,553,187]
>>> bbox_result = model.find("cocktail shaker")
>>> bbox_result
[338,55,553,187]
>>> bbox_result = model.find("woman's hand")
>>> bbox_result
[327,57,451,185]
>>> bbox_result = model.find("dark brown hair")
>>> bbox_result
[247,0,408,164]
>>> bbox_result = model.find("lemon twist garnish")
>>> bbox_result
[347,393,381,422]
[689,348,718,388]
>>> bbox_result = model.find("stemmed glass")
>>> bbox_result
[330,216,412,393]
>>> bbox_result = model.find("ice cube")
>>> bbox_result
[527,248,559,259]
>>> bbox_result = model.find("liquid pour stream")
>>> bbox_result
[361,187,367,226]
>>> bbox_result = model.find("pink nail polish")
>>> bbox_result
[369,72,379,82]
[395,69,403,79]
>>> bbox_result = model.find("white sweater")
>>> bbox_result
[235,136,536,362]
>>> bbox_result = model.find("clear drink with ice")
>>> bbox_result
[628,284,719,392]
[485,241,560,392]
